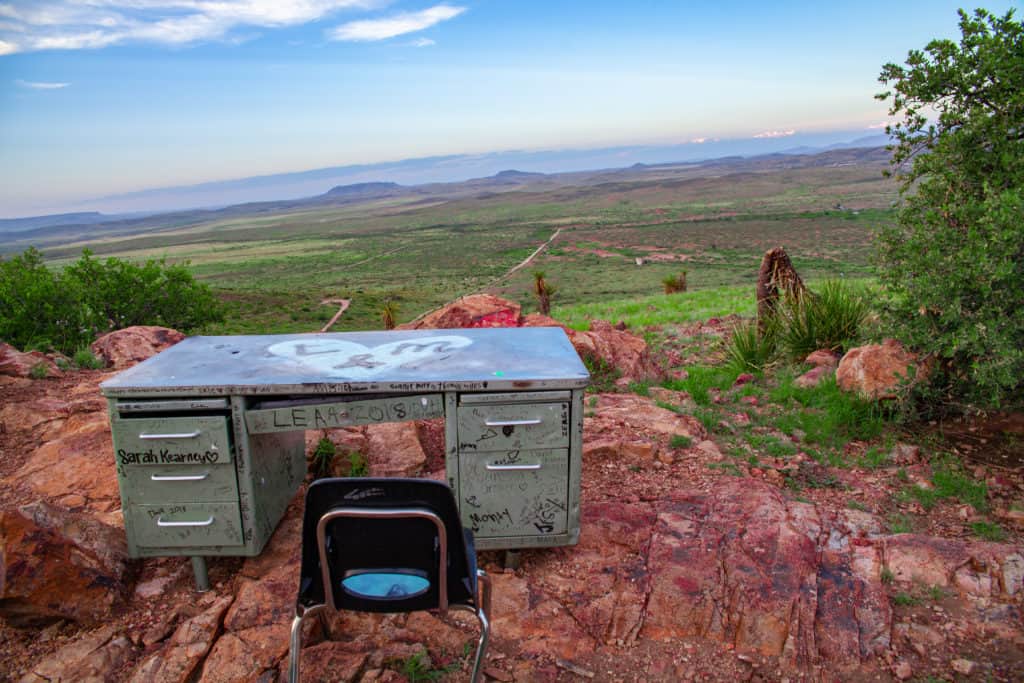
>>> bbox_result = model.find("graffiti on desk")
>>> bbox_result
[266,336,472,378]
[118,448,220,465]
[467,507,514,533]
[246,394,444,434]
[522,497,566,533]
[460,449,569,535]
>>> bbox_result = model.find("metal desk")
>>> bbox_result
[101,328,589,589]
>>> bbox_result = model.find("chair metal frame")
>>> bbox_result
[288,498,491,682]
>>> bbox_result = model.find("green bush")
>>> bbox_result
[73,348,105,369]
[876,9,1024,411]
[0,247,224,355]
[28,361,50,380]
[779,280,868,359]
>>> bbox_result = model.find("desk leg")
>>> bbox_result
[191,556,210,592]
[502,550,521,570]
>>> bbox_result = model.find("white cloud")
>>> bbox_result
[0,1,381,54]
[867,121,891,130]
[14,78,70,89]
[753,129,796,139]
[329,4,464,41]
[690,137,706,144]
[410,36,434,47]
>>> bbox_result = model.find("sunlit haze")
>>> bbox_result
[0,0,1015,217]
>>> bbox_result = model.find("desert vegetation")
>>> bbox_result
[0,247,222,355]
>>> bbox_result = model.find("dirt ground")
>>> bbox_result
[2,345,1023,682]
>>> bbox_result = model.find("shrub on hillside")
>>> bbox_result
[0,247,223,355]
[876,9,1024,411]
[779,280,868,359]
[662,271,687,294]
[730,279,867,372]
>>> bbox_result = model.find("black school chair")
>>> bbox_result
[287,477,492,682]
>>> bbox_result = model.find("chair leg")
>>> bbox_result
[287,613,304,683]
[470,569,492,683]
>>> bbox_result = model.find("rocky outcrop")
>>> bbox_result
[805,350,840,368]
[18,624,133,683]
[794,364,832,388]
[0,342,61,378]
[0,503,130,625]
[399,294,521,330]
[404,295,663,382]
[837,339,926,400]
[129,595,233,683]
[582,393,706,466]
[7,411,120,512]
[363,422,427,477]
[90,326,185,369]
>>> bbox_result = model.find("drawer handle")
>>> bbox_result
[483,418,542,427]
[139,431,202,440]
[150,472,210,482]
[486,463,542,471]
[156,516,215,528]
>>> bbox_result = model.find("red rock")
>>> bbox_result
[363,422,426,477]
[399,294,522,330]
[488,573,597,660]
[225,563,297,632]
[794,365,832,389]
[586,393,705,444]
[297,643,366,683]
[90,325,185,369]
[18,625,132,683]
[805,350,840,368]
[0,341,61,378]
[7,411,119,512]
[0,505,129,625]
[733,373,755,387]
[129,595,233,683]
[200,624,290,682]
[571,320,663,382]
[885,535,1024,598]
[836,339,926,400]
[0,397,70,434]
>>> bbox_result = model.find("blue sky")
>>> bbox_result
[0,1,1017,217]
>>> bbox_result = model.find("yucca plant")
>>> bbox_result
[380,299,399,330]
[533,271,556,315]
[662,271,687,294]
[780,280,868,359]
[726,317,779,373]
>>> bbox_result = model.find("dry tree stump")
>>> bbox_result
[756,247,807,330]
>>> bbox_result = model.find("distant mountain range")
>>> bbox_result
[0,131,889,236]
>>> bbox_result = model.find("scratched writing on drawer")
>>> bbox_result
[146,505,187,519]
[468,507,513,532]
[268,400,433,429]
[119,448,220,465]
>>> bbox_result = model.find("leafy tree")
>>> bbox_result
[0,248,224,355]
[875,8,1023,411]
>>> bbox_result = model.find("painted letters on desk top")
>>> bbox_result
[266,335,473,379]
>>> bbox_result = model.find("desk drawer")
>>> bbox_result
[113,416,232,467]
[120,463,239,504]
[127,501,244,549]
[457,449,569,538]
[457,403,569,452]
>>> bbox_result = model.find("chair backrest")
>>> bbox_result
[297,478,475,614]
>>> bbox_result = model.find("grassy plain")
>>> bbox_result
[31,148,897,332]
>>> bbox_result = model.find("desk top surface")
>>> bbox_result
[101,327,590,397]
